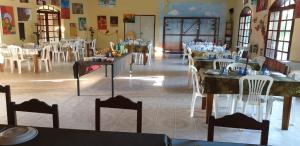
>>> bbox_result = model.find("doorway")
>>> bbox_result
[37,5,61,43]
[163,17,220,53]
[124,15,155,46]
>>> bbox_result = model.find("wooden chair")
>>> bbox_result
[0,85,13,124]
[208,113,269,145]
[95,95,142,133]
[8,99,59,128]
[263,58,289,74]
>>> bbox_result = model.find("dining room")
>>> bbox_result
[1,0,300,146]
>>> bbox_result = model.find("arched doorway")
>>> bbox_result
[265,0,295,60]
[37,5,61,43]
[237,7,252,47]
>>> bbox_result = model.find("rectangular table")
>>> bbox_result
[201,71,300,130]
[173,139,260,146]
[125,44,148,65]
[73,53,133,97]
[0,125,169,146]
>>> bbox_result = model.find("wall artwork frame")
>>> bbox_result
[99,0,116,8]
[110,16,118,27]
[17,7,31,21]
[20,0,29,3]
[51,0,60,7]
[256,0,268,12]
[97,16,107,30]
[37,0,47,5]
[78,17,87,31]
[72,3,84,14]
[70,23,78,37]
[0,6,16,35]
[123,14,135,23]
[61,0,70,19]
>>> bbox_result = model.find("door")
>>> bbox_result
[124,15,155,45]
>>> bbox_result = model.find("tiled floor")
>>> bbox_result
[0,54,299,145]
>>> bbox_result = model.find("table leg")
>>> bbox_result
[202,97,206,110]
[282,96,292,130]
[86,43,90,57]
[33,55,39,73]
[0,64,3,72]
[206,93,214,123]
[111,64,114,97]
[105,65,108,77]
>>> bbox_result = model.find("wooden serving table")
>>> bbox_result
[73,53,133,97]
[200,70,300,130]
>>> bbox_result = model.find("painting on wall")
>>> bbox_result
[61,0,70,19]
[37,0,47,5]
[97,16,107,30]
[99,0,116,7]
[20,0,29,3]
[244,0,249,5]
[72,3,83,14]
[51,0,60,7]
[0,6,16,34]
[251,0,257,5]
[296,0,300,18]
[78,17,87,31]
[256,0,268,12]
[123,14,135,23]
[110,16,118,27]
[17,7,31,21]
[70,23,77,37]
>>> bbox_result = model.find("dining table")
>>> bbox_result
[125,44,149,65]
[0,125,262,146]
[200,69,300,130]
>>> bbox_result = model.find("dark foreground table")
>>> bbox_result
[0,125,169,146]
[173,139,260,146]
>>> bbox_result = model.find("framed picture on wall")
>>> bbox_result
[51,0,60,7]
[123,14,135,23]
[72,3,84,14]
[78,17,87,31]
[97,16,107,30]
[36,0,47,5]
[256,0,268,12]
[110,16,118,27]
[17,7,31,21]
[0,6,16,34]
[70,23,78,37]
[20,0,29,3]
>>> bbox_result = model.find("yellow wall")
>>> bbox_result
[230,0,300,61]
[0,0,88,45]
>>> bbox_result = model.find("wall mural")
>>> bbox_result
[61,0,70,19]
[17,7,31,21]
[0,6,16,35]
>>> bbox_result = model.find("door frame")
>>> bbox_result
[37,9,61,42]
[124,15,156,48]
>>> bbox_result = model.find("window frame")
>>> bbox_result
[264,0,296,61]
[237,7,252,47]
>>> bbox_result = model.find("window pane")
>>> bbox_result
[270,12,275,21]
[283,42,289,52]
[282,53,288,60]
[273,22,278,30]
[286,21,292,30]
[279,31,285,40]
[277,52,282,60]
[278,42,283,51]
[282,10,288,20]
[267,40,271,48]
[275,11,280,20]
[269,22,273,30]
[287,9,294,19]
[280,21,286,30]
[272,31,277,40]
[271,41,276,49]
[268,31,272,39]
[285,32,290,41]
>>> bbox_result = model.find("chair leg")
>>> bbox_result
[17,61,22,74]
[190,94,197,117]
[39,60,42,71]
[45,60,49,72]
[257,104,262,122]
[242,102,247,115]
[27,61,31,71]
[10,60,14,73]
[213,97,218,118]
[48,59,52,71]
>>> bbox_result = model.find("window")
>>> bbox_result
[37,5,61,43]
[237,7,252,47]
[265,0,295,61]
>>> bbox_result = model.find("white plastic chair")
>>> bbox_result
[91,39,97,56]
[237,49,244,58]
[234,75,274,121]
[187,54,195,86]
[38,45,52,72]
[182,43,189,63]
[190,65,204,117]
[147,43,153,65]
[110,42,115,50]
[254,56,266,70]
[75,40,85,59]
[213,58,235,70]
[67,43,79,61]
[52,42,66,62]
[8,45,31,74]
[226,63,252,71]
